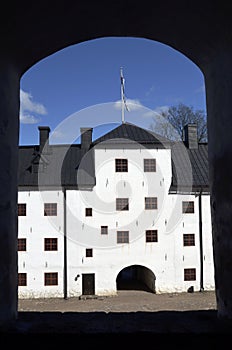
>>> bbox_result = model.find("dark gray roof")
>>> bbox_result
[18,144,96,189]
[18,122,209,192]
[170,142,209,193]
[93,122,171,146]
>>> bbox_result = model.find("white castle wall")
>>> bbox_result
[202,195,215,290]
[66,143,215,296]
[18,190,64,298]
[17,143,215,298]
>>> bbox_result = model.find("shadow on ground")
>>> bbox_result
[1,309,232,345]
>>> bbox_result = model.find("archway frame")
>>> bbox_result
[0,1,232,324]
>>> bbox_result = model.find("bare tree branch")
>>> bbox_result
[149,103,207,142]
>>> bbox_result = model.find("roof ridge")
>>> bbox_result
[93,122,172,145]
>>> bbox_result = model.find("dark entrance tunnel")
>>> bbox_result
[1,1,232,326]
[116,265,156,293]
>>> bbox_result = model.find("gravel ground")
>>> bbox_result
[18,289,217,313]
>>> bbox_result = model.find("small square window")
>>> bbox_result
[44,238,58,251]
[117,231,129,244]
[44,272,58,286]
[101,226,108,235]
[182,201,194,213]
[18,273,27,286]
[18,238,26,251]
[184,268,196,281]
[146,230,158,242]
[183,234,195,246]
[116,198,129,211]
[115,159,128,172]
[145,197,157,209]
[44,203,57,216]
[18,204,26,216]
[86,248,93,257]
[85,208,92,216]
[144,159,156,172]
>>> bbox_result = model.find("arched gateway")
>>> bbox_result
[116,265,156,293]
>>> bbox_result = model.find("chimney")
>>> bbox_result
[183,124,198,149]
[38,126,50,154]
[80,127,93,150]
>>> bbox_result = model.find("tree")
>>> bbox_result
[149,103,208,142]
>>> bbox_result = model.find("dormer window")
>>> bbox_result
[32,162,44,173]
[31,153,49,173]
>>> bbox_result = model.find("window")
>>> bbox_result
[18,273,27,286]
[184,268,196,281]
[18,238,26,251]
[145,197,157,209]
[32,162,44,173]
[44,238,58,251]
[117,231,129,244]
[85,208,92,216]
[101,226,108,235]
[116,198,129,211]
[86,248,93,257]
[44,203,57,216]
[146,230,158,242]
[44,272,58,286]
[182,201,194,213]
[144,158,156,172]
[18,203,26,216]
[115,159,128,172]
[183,234,195,246]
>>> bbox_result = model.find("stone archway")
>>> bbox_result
[116,265,156,293]
[1,1,232,324]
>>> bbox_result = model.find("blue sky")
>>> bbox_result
[19,37,206,145]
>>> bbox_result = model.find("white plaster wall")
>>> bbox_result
[66,144,215,296]
[18,190,64,298]
[202,195,215,290]
[67,144,174,296]
[169,194,201,293]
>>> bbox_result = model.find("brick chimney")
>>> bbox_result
[80,127,93,150]
[183,124,198,149]
[38,126,50,154]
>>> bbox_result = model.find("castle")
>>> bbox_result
[17,122,214,298]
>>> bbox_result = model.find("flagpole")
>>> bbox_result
[120,67,125,124]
